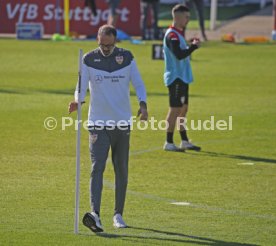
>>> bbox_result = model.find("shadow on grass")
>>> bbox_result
[131,91,208,98]
[189,151,276,164]
[0,88,207,99]
[94,226,258,245]
[0,89,25,94]
[37,89,73,95]
[0,88,73,95]
[130,91,168,97]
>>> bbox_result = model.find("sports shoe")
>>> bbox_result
[180,140,201,151]
[83,212,104,233]
[113,214,127,228]
[163,142,184,152]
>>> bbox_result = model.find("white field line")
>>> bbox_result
[130,147,162,156]
[104,179,276,221]
[237,162,255,166]
[103,146,276,221]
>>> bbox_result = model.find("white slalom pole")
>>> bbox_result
[74,49,83,234]
[210,0,217,31]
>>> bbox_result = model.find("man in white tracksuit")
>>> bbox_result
[68,24,148,233]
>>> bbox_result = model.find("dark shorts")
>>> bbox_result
[168,79,189,107]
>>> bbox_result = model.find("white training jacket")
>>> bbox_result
[75,47,147,126]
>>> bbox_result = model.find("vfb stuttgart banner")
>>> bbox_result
[0,0,141,36]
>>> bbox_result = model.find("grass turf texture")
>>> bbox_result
[0,39,276,245]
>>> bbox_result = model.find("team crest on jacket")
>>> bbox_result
[115,55,123,64]
[90,133,98,144]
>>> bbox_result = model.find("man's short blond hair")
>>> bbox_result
[172,4,190,19]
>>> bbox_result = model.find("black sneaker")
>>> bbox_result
[82,212,103,233]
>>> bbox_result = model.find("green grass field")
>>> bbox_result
[0,39,276,245]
